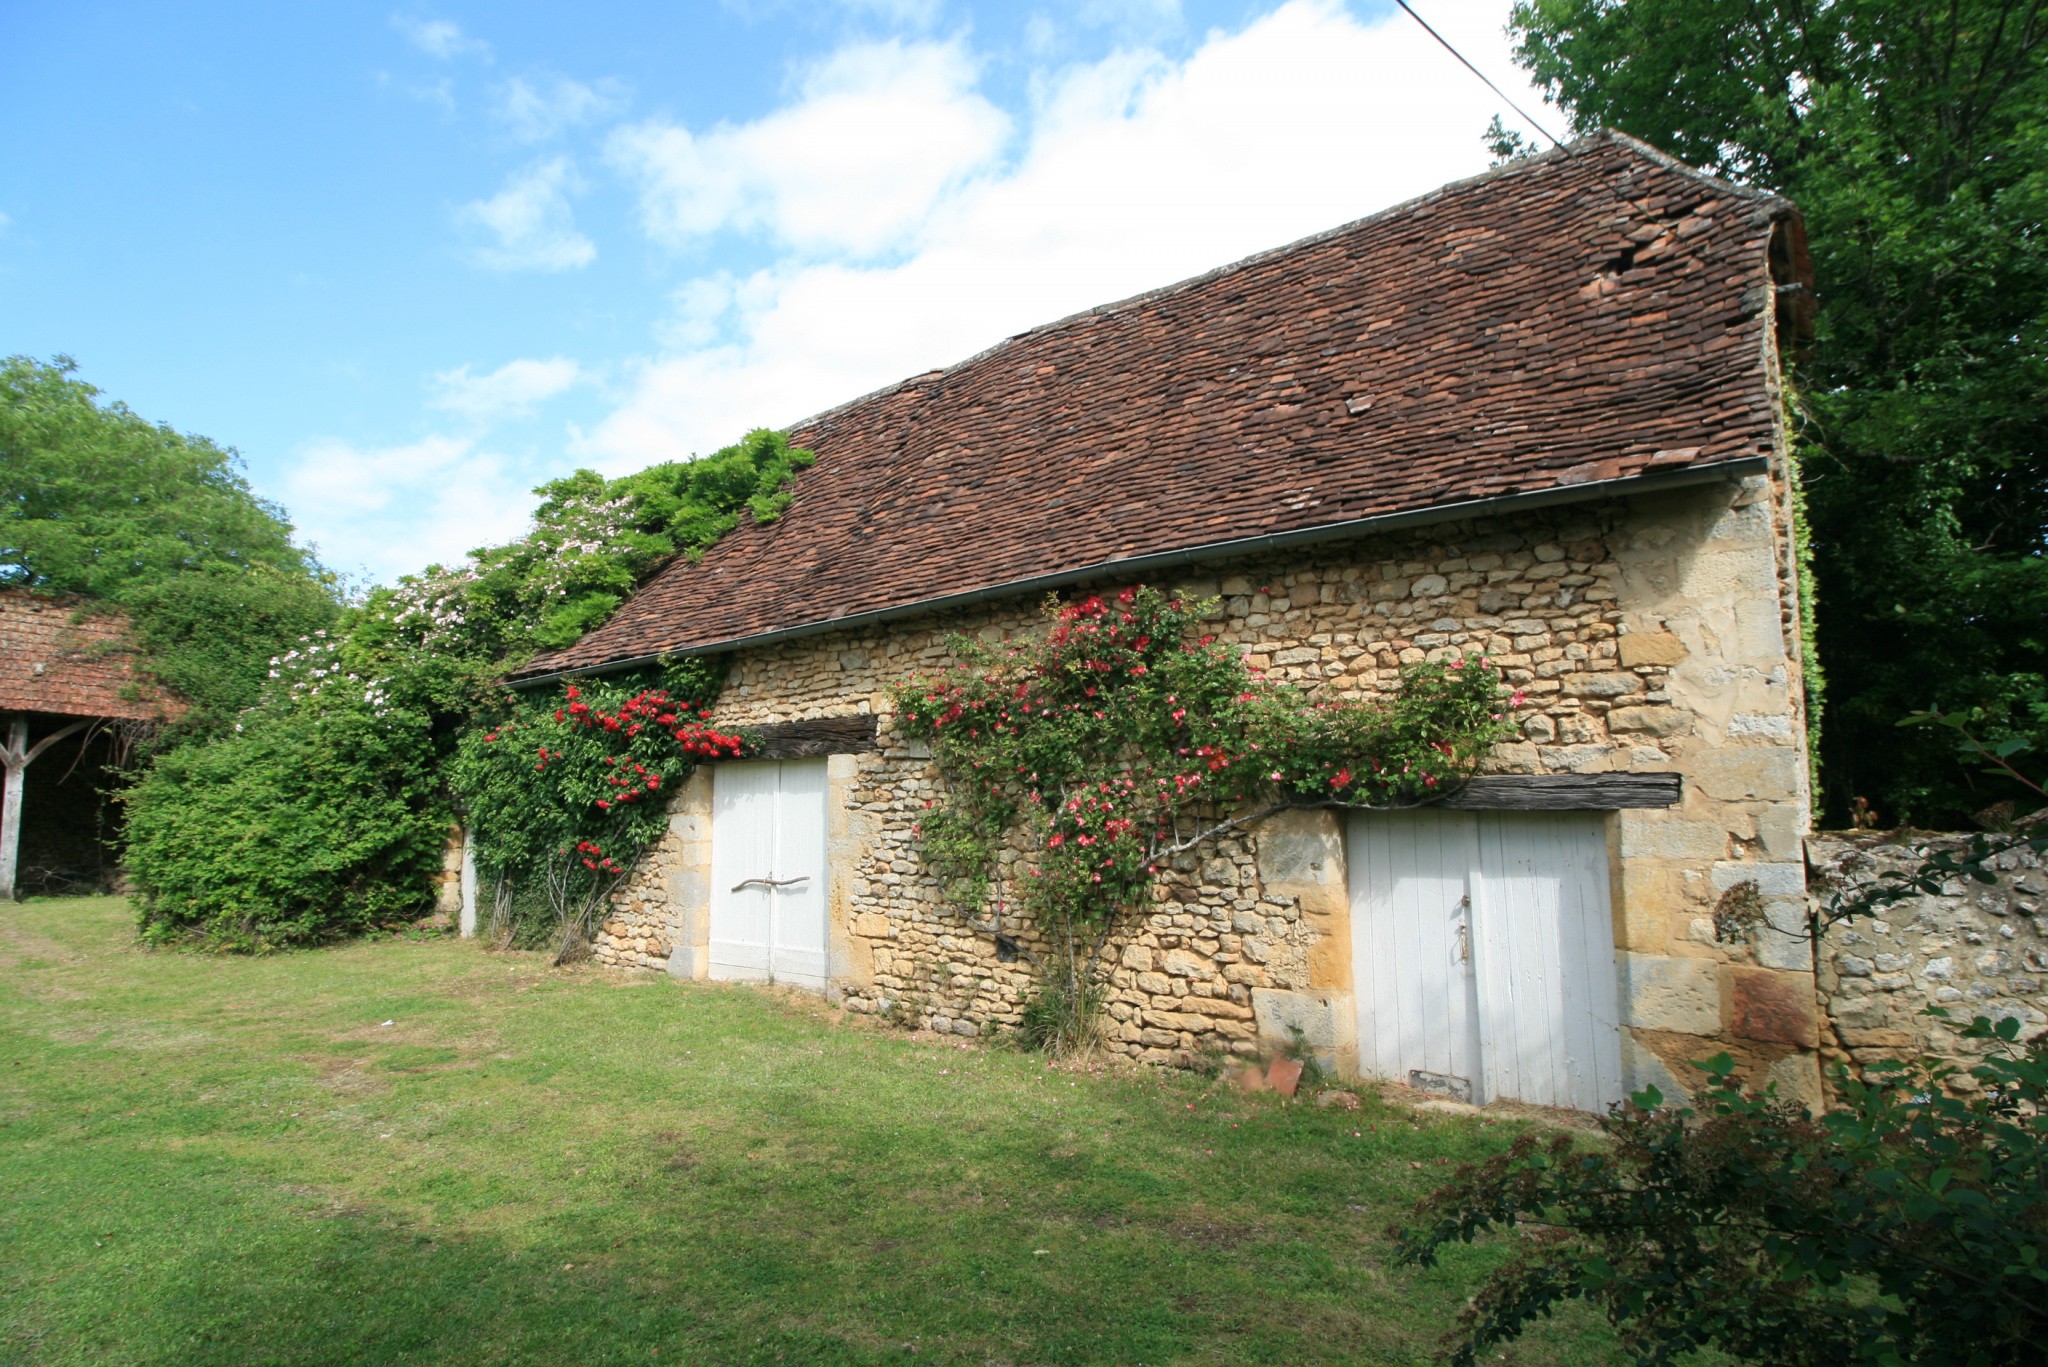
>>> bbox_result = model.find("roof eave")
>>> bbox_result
[510,453,1769,690]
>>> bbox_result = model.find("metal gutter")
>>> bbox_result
[508,455,1769,690]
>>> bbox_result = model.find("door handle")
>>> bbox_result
[731,875,811,892]
[1456,921,1471,964]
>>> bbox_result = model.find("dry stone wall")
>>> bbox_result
[1813,832,2048,1081]
[595,472,1818,1103]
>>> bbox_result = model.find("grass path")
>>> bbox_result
[0,898,1616,1365]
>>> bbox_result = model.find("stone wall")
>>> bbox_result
[594,471,1820,1105]
[1812,832,2048,1080]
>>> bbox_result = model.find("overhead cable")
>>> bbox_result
[1392,0,1567,150]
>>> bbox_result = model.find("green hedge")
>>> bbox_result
[125,699,444,950]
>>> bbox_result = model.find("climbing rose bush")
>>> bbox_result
[895,586,1514,1045]
[448,662,740,948]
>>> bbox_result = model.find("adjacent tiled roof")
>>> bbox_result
[0,589,181,722]
[521,131,1804,680]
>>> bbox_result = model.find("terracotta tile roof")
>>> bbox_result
[0,589,181,722]
[520,132,1804,681]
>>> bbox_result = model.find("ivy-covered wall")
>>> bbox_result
[597,473,1818,1103]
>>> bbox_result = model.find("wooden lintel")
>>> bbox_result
[743,715,880,760]
[1432,772,1682,811]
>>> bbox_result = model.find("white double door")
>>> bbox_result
[709,759,829,990]
[1348,809,1623,1112]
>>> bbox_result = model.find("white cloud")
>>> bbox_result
[608,38,1010,257]
[457,157,596,271]
[577,0,1548,472]
[431,357,585,422]
[283,435,534,579]
[495,75,629,142]
[393,16,492,61]
[828,0,944,24]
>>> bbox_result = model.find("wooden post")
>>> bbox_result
[0,716,91,903]
[0,718,25,903]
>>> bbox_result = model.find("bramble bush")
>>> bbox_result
[895,586,1515,1048]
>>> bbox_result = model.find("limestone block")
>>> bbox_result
[854,913,892,938]
[1162,949,1205,978]
[1121,944,1154,971]
[1621,1032,1692,1104]
[1729,967,1818,1047]
[1754,897,1815,972]
[1619,953,1721,1035]
[1683,746,1801,803]
[1564,671,1644,698]
[1618,631,1687,667]
[1255,808,1343,891]
[666,946,703,980]
[1181,995,1254,1020]
[1711,861,1805,897]
[1756,806,1807,860]
[669,867,708,911]
[1251,988,1344,1050]
[1765,1051,1825,1110]
[1618,812,1728,862]
[1608,706,1689,737]
[1136,971,1171,994]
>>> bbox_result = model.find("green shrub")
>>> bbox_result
[1395,1019,2048,1367]
[125,694,444,949]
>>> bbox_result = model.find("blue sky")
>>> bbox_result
[1,0,1543,585]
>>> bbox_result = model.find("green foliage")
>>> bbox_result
[447,661,734,949]
[0,355,339,733]
[1502,0,2048,824]
[375,428,816,676]
[1396,1021,2048,1367]
[123,688,445,950]
[121,427,806,948]
[896,586,1514,1049]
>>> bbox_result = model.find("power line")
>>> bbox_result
[1392,0,1567,150]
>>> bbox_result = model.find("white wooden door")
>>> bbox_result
[1348,809,1622,1111]
[1350,811,1484,1102]
[767,760,828,990]
[709,759,829,989]
[1471,813,1623,1111]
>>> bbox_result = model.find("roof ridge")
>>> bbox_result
[778,130,1773,442]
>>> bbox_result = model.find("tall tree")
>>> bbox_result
[1504,0,2048,825]
[0,355,338,733]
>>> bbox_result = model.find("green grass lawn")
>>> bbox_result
[0,897,1619,1365]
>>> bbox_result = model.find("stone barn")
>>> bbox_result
[512,131,1824,1110]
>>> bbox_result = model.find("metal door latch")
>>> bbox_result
[730,875,811,892]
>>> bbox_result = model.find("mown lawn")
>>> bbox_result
[0,897,1619,1365]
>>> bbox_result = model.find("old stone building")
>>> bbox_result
[513,131,1824,1110]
